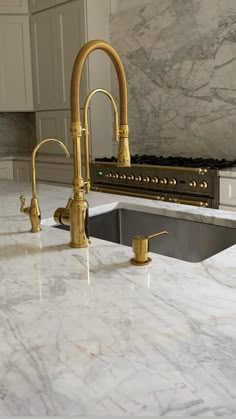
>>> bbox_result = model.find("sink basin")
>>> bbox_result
[54,208,236,263]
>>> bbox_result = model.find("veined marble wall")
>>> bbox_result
[110,0,236,159]
[0,113,36,155]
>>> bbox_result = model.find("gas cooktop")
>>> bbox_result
[95,155,236,170]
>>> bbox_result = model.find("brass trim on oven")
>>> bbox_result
[168,197,209,207]
[92,186,210,207]
[91,161,209,173]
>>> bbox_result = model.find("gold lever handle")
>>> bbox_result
[130,230,168,266]
[20,194,28,213]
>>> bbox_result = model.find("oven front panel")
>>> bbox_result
[90,162,219,208]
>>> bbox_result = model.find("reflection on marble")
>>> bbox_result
[111,0,236,159]
[1,179,236,415]
[0,113,36,155]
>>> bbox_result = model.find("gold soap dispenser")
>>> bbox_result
[130,231,168,265]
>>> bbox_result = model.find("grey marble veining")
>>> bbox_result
[0,113,36,155]
[110,0,236,159]
[1,179,236,415]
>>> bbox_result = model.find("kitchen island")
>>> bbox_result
[1,179,236,416]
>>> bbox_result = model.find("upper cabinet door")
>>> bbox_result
[0,0,28,13]
[29,0,55,13]
[0,16,33,111]
[31,9,61,110]
[54,0,69,4]
[31,0,88,111]
[56,0,87,108]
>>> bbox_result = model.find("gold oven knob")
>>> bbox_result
[112,173,119,179]
[151,176,159,184]
[119,174,127,180]
[105,172,112,178]
[127,174,135,180]
[189,180,197,188]
[200,181,208,189]
[169,178,177,186]
[160,177,168,185]
[143,176,150,183]
[135,175,142,181]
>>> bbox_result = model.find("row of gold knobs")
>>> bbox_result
[105,172,177,185]
[105,172,208,189]
[189,180,208,189]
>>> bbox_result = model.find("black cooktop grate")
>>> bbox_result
[95,155,236,169]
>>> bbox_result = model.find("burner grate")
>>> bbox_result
[95,155,236,169]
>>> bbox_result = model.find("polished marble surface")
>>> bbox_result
[1,179,236,415]
[111,0,236,160]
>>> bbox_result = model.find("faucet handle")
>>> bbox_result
[20,194,41,232]
[130,230,168,266]
[20,195,30,214]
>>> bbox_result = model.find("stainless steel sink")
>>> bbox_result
[55,208,236,262]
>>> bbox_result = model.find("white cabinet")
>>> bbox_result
[13,160,31,182]
[35,110,72,154]
[30,0,112,159]
[220,175,236,210]
[0,161,14,179]
[31,9,60,110]
[36,160,73,185]
[0,0,28,14]
[29,0,69,13]
[31,0,87,111]
[29,0,55,13]
[0,15,33,111]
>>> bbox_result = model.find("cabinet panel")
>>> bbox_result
[13,160,31,182]
[36,111,62,153]
[219,205,236,212]
[0,16,33,111]
[31,0,87,111]
[31,10,60,110]
[36,161,73,184]
[56,0,87,107]
[220,177,236,207]
[29,0,55,13]
[55,0,69,4]
[0,0,28,14]
[0,161,14,179]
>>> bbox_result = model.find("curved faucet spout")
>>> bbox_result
[83,88,119,194]
[71,39,128,126]
[31,138,70,199]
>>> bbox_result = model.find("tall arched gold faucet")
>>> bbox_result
[54,39,131,248]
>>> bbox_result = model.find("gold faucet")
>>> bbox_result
[20,138,70,232]
[54,39,131,248]
[83,88,119,194]
[130,231,168,265]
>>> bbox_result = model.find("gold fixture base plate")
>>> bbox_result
[130,257,152,266]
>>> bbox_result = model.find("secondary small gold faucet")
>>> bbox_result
[54,39,131,248]
[20,138,70,232]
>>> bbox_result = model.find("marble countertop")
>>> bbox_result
[1,179,236,416]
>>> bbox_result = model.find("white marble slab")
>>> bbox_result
[1,179,236,415]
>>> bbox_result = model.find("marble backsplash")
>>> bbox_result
[0,113,36,155]
[110,0,236,159]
